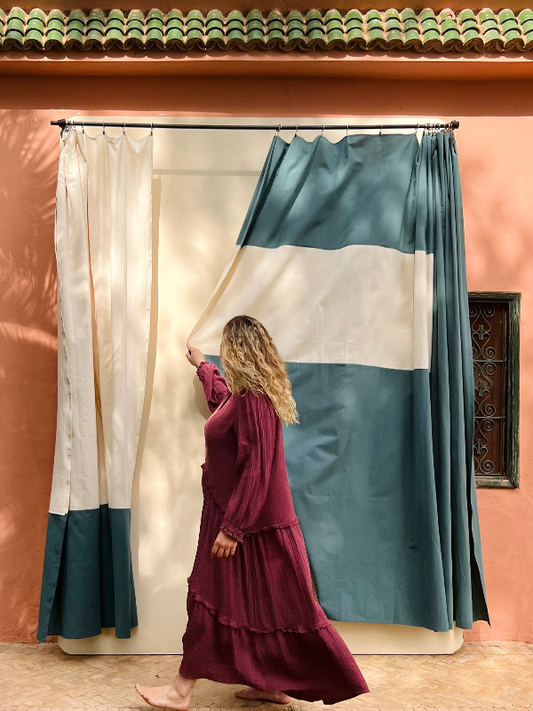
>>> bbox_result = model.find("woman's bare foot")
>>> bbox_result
[135,676,196,711]
[235,687,292,704]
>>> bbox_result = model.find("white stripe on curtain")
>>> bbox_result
[188,244,433,371]
[50,129,153,515]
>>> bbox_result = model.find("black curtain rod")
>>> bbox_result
[51,119,459,132]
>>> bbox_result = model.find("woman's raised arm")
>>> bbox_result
[196,361,231,413]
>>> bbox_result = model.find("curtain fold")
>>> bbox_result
[37,129,153,642]
[188,130,490,632]
[425,132,489,628]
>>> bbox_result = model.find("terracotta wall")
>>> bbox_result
[5,1,530,13]
[1,73,533,643]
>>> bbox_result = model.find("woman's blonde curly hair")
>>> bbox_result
[220,315,299,426]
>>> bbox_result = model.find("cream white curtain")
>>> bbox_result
[37,128,153,642]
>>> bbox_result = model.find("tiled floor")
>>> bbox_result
[0,641,532,711]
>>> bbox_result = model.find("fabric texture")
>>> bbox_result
[179,360,370,703]
[37,128,153,642]
[187,131,490,632]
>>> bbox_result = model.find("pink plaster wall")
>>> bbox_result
[1,74,532,643]
[10,1,531,13]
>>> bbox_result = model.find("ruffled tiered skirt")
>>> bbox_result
[179,469,370,704]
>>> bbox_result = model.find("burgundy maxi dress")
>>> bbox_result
[179,360,370,704]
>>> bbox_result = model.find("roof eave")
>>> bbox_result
[1,48,533,79]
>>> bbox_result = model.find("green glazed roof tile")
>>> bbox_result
[2,6,533,53]
[458,9,476,22]
[346,27,365,46]
[498,8,516,23]
[400,8,417,21]
[462,18,478,31]
[365,9,381,22]
[422,29,441,43]
[127,10,144,23]
[419,8,436,22]
[68,12,84,25]
[367,17,384,30]
[324,9,341,20]
[403,17,419,32]
[305,9,322,22]
[386,28,403,41]
[519,9,533,22]
[479,9,497,22]
[346,9,363,22]
[484,27,503,42]
[386,17,401,30]
[8,7,24,21]
[207,10,223,22]
[385,8,400,20]
[247,9,263,22]
[404,28,420,43]
[287,16,304,29]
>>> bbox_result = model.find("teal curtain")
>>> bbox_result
[424,133,489,627]
[203,130,490,631]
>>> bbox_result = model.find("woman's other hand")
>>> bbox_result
[211,530,238,558]
[186,341,205,368]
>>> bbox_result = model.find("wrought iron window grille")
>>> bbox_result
[468,292,520,488]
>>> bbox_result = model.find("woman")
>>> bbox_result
[136,315,370,710]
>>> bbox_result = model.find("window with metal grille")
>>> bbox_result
[468,293,520,488]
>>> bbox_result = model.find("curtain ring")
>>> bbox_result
[122,122,126,136]
[81,121,85,134]
[321,124,325,133]
[294,124,299,137]
[379,124,383,137]
[275,124,281,136]
[150,122,154,136]
[346,124,349,136]
[102,121,106,135]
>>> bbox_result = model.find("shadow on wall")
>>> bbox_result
[1,114,532,644]
[0,110,60,642]
[455,124,533,643]
[457,126,533,294]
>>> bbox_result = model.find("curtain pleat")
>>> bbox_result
[426,132,490,628]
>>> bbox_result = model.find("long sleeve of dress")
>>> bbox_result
[220,391,278,543]
[196,360,230,412]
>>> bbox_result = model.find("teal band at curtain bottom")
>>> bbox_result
[207,355,489,633]
[37,505,138,642]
